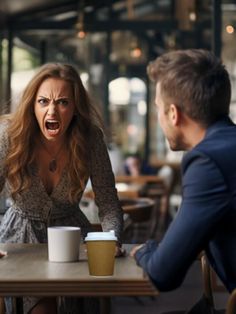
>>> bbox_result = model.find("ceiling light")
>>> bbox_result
[77,30,86,39]
[189,11,196,22]
[226,25,234,34]
[130,47,142,58]
[75,1,86,40]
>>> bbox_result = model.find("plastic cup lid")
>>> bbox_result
[47,226,80,231]
[85,230,117,241]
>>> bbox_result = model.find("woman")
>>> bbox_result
[0,63,123,313]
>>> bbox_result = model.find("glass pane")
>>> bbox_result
[109,77,147,156]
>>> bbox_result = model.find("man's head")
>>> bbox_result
[148,49,231,150]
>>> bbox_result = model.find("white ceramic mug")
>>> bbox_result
[47,226,81,262]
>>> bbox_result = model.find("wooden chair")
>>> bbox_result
[201,254,214,308]
[161,254,225,314]
[120,197,155,222]
[120,197,155,243]
[0,297,24,314]
[226,289,236,314]
[0,297,5,314]
[115,175,170,240]
[82,188,156,242]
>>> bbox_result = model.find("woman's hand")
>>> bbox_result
[0,250,7,258]
[115,246,126,257]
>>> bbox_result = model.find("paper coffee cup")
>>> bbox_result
[85,230,117,276]
[47,226,81,262]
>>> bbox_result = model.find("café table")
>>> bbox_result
[84,175,166,200]
[83,182,144,199]
[115,182,144,198]
[0,243,158,314]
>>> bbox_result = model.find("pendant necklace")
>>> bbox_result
[40,140,65,173]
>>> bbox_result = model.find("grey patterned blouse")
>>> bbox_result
[0,120,123,313]
[0,120,123,244]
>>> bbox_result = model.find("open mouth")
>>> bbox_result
[45,120,60,135]
[45,120,60,132]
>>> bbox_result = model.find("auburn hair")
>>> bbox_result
[4,63,103,202]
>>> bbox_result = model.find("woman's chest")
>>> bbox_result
[35,150,68,195]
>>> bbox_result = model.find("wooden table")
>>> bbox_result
[83,182,144,199]
[115,182,144,198]
[0,243,158,313]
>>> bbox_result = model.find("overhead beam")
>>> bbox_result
[9,1,76,19]
[8,0,121,21]
[10,19,177,32]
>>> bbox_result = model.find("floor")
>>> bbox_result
[111,261,229,313]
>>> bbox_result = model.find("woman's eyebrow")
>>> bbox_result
[37,95,48,99]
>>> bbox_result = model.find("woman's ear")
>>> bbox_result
[169,103,181,126]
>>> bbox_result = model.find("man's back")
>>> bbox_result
[182,116,236,292]
[134,117,236,293]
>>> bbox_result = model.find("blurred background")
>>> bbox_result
[0,0,235,167]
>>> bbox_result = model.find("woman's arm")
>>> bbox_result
[89,128,124,245]
[0,120,9,193]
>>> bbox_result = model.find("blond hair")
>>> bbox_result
[4,63,103,202]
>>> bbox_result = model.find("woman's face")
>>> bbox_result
[34,77,76,142]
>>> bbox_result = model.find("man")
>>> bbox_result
[131,49,236,293]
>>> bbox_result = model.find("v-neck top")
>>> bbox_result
[0,120,123,244]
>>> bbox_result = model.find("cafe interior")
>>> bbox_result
[0,0,236,313]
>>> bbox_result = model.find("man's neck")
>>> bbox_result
[181,116,207,150]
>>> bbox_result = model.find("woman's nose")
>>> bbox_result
[48,101,57,114]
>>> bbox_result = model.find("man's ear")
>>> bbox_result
[169,104,181,126]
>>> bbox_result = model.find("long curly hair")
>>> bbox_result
[4,63,103,202]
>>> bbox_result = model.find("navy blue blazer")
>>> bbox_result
[135,116,236,292]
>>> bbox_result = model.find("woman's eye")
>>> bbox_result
[38,98,48,105]
[57,99,69,106]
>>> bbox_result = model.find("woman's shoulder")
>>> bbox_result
[0,115,11,133]
[0,115,11,145]
[0,115,11,156]
[89,125,105,142]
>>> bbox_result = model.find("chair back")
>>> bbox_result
[226,289,236,314]
[0,298,4,314]
[201,254,214,307]
[120,197,155,223]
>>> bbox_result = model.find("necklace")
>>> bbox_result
[40,139,65,173]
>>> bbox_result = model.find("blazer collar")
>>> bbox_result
[205,116,235,138]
